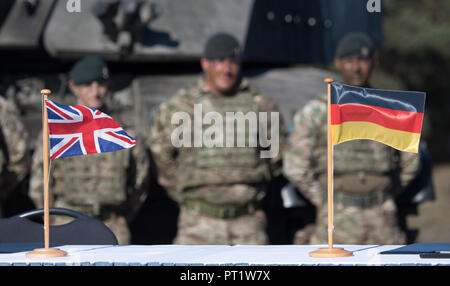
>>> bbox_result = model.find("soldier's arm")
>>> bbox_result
[129,137,151,197]
[120,135,152,221]
[0,97,30,198]
[28,131,45,209]
[397,150,421,194]
[254,94,286,178]
[147,102,179,191]
[283,99,326,206]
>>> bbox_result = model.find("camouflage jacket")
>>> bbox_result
[283,95,420,207]
[0,96,30,200]
[29,106,150,217]
[148,78,286,205]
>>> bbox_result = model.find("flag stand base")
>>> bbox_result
[309,247,353,258]
[26,248,68,258]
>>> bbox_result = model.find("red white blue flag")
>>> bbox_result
[45,99,136,159]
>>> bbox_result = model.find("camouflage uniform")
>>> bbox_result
[0,96,30,217]
[149,78,285,245]
[29,106,150,244]
[283,95,420,245]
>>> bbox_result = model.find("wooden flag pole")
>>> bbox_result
[309,78,352,258]
[26,89,67,258]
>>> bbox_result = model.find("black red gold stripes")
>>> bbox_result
[330,83,426,153]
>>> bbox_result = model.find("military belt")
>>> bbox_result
[54,202,123,221]
[182,199,256,219]
[327,191,390,209]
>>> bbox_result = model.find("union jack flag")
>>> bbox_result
[45,100,136,159]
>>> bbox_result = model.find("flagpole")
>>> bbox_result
[26,89,67,258]
[326,78,334,250]
[42,89,50,250]
[309,78,352,258]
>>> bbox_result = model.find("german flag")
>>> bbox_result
[330,83,426,153]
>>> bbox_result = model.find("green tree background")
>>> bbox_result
[380,0,450,162]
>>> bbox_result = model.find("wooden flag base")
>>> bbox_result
[26,248,68,258]
[309,247,353,258]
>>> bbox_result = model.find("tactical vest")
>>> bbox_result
[175,86,269,191]
[50,149,130,215]
[314,97,399,194]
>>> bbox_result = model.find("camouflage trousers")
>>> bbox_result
[174,208,268,245]
[102,213,130,245]
[292,224,316,245]
[308,199,406,245]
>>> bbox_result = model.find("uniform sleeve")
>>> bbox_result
[398,151,421,191]
[147,101,179,192]
[254,94,286,178]
[128,135,151,200]
[283,99,326,206]
[28,131,47,209]
[0,97,30,199]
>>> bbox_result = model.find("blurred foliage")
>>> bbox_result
[381,0,450,161]
[384,0,450,58]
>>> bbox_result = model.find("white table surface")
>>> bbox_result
[0,244,449,266]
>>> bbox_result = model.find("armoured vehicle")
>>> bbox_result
[0,0,383,138]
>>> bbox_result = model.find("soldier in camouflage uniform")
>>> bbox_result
[283,33,420,245]
[0,96,30,217]
[148,33,285,245]
[29,57,150,244]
